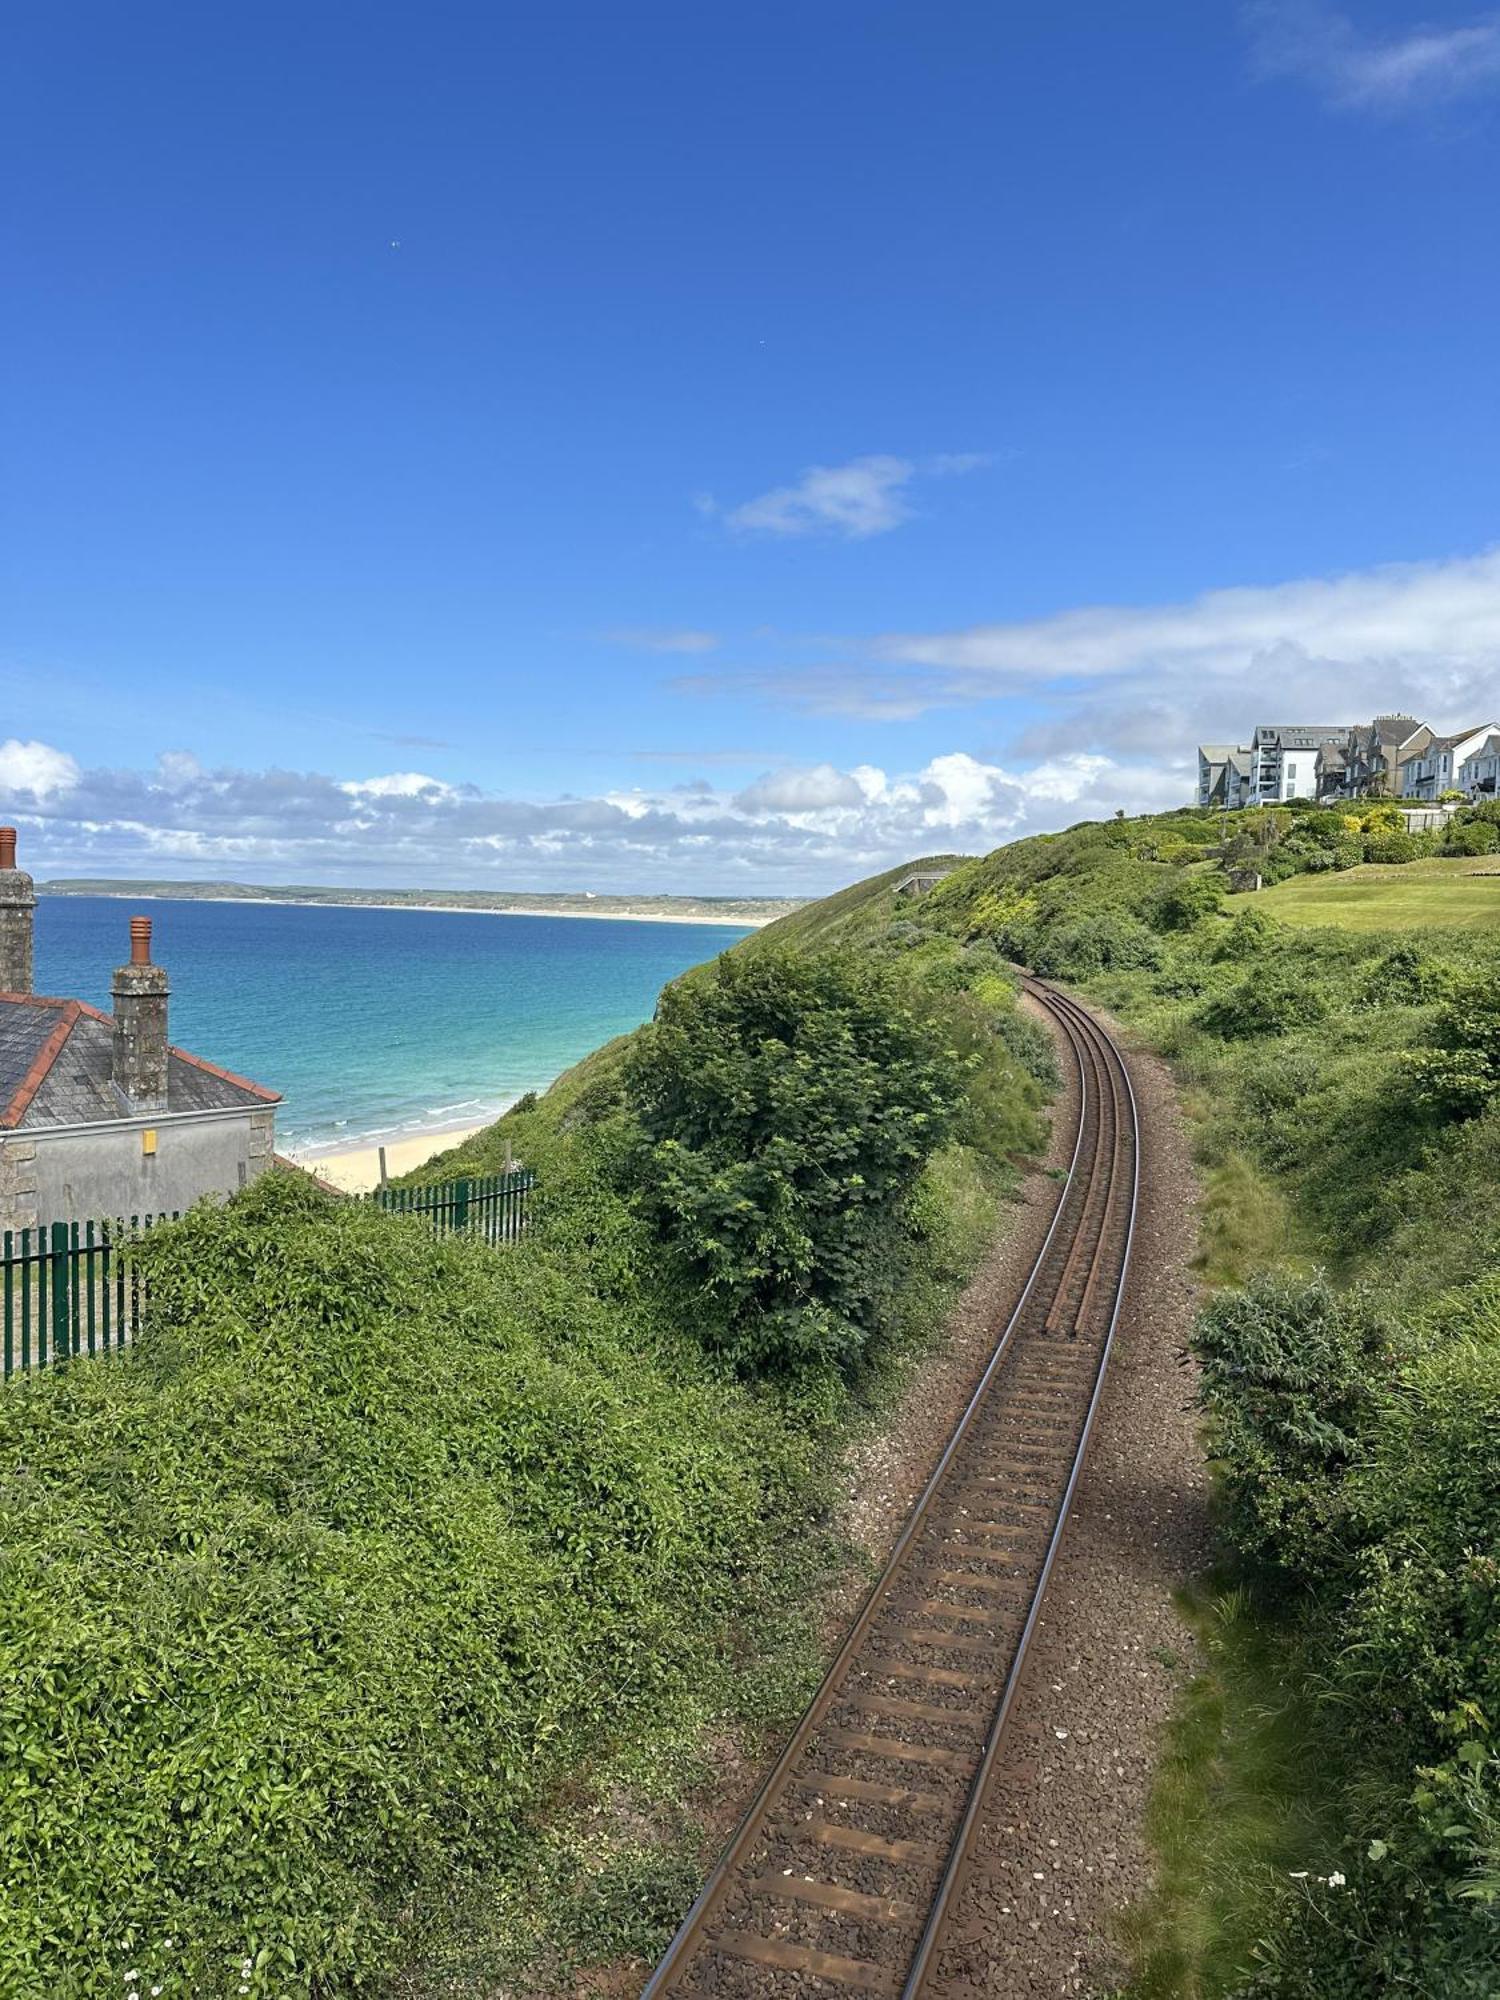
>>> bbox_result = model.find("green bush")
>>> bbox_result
[1362,828,1425,865]
[1407,978,1500,1118]
[1198,971,1329,1041]
[1148,873,1224,932]
[1355,940,1454,1009]
[0,1174,813,1998]
[1193,1273,1397,1586]
[1442,819,1500,857]
[1031,910,1163,978]
[626,948,966,1373]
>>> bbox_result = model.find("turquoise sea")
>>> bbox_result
[33,896,749,1156]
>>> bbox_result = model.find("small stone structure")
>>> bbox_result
[0,830,279,1230]
[894,868,952,898]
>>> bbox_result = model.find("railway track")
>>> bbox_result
[640,979,1141,2000]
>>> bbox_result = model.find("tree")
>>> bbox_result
[627,949,966,1373]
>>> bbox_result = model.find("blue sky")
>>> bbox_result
[5,2,1500,891]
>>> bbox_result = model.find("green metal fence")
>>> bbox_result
[2,1214,175,1381]
[372,1169,535,1247]
[1,1172,535,1383]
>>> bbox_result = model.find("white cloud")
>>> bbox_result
[0,739,81,801]
[713,451,988,540]
[1245,2,1500,110]
[0,740,1169,895]
[733,764,870,813]
[869,545,1500,754]
[340,771,457,800]
[605,627,721,654]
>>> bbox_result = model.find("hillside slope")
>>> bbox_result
[0,852,1055,2000]
[891,809,1500,2000]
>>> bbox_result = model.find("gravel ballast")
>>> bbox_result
[920,997,1211,1999]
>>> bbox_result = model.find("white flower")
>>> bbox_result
[1328,1870,1346,1888]
[1289,1870,1309,1879]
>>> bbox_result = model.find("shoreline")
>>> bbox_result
[41,890,778,928]
[289,1121,491,1194]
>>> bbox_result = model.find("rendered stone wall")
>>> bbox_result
[0,1137,40,1232]
[17,1110,277,1228]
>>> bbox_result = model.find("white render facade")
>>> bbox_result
[1402,726,1500,802]
[1458,731,1500,801]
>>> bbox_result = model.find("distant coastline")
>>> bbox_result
[38,879,802,929]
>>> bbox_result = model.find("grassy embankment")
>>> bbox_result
[0,858,1057,1999]
[905,812,1500,1999]
[1231,855,1500,933]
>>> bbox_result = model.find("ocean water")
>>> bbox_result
[32,896,749,1155]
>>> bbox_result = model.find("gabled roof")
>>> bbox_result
[0,994,279,1131]
[1427,724,1499,754]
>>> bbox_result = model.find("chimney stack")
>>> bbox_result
[112,916,170,1113]
[0,826,35,994]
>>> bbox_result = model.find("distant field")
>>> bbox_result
[1234,857,1500,932]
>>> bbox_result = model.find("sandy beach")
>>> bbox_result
[60,891,778,927]
[294,1124,489,1195]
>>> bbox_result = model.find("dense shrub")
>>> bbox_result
[1194,1273,1397,1585]
[1442,819,1500,857]
[0,1174,812,1998]
[1148,873,1225,932]
[1363,828,1427,865]
[1197,970,1329,1041]
[1407,977,1500,1118]
[1355,940,1454,1009]
[626,948,966,1372]
[1030,910,1163,978]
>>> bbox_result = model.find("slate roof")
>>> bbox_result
[1425,724,1497,754]
[0,994,279,1130]
[1253,724,1352,751]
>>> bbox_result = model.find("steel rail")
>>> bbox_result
[638,979,1140,2000]
[898,980,1141,1995]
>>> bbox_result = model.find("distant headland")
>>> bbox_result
[36,878,805,928]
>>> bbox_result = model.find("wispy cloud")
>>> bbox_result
[668,541,1500,775]
[861,543,1500,762]
[1245,2,1500,111]
[604,626,721,654]
[672,663,965,722]
[371,730,456,750]
[705,452,989,541]
[875,545,1500,687]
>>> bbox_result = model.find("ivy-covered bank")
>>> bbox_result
[0,916,1052,1998]
[902,812,1500,1999]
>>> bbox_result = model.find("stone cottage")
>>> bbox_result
[0,829,280,1231]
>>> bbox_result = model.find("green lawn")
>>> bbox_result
[1232,857,1500,932]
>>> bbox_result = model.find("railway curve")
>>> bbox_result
[641,979,1141,1999]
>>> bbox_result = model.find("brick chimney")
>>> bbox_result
[112,916,170,1113]
[0,827,35,994]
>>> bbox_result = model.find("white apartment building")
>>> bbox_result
[1401,725,1500,801]
[1248,724,1348,804]
[1197,714,1500,809]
